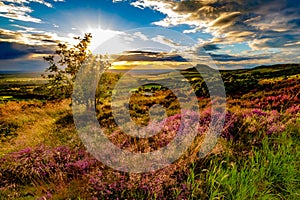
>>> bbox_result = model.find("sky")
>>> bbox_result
[0,0,300,71]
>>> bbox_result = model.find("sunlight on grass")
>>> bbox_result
[0,99,74,156]
[0,65,299,199]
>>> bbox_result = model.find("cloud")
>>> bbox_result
[0,42,29,60]
[133,32,148,41]
[0,59,47,71]
[0,37,55,71]
[116,0,300,50]
[2,0,53,8]
[201,44,220,51]
[0,27,71,46]
[209,53,267,62]
[249,32,300,50]
[115,51,188,62]
[210,12,241,27]
[151,35,180,47]
[0,42,53,60]
[0,27,75,71]
[0,0,63,23]
[0,1,42,23]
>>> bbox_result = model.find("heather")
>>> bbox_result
[0,64,299,199]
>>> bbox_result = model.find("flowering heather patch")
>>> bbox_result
[285,105,300,115]
[84,158,192,199]
[106,110,202,153]
[0,144,198,199]
[0,146,97,186]
[0,64,299,198]
[228,75,300,111]
[194,105,298,143]
[104,103,298,155]
[241,109,286,135]
[233,93,299,111]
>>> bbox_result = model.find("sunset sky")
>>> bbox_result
[0,0,300,71]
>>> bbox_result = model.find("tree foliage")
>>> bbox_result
[43,33,93,99]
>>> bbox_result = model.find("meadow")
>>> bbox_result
[0,64,299,199]
[0,72,47,101]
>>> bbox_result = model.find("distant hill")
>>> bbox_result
[0,71,43,79]
[182,63,300,78]
[224,63,300,79]
[0,71,24,74]
[180,63,300,98]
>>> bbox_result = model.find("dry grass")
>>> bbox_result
[0,99,74,156]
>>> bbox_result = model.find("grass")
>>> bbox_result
[0,99,298,199]
[198,131,300,200]
[0,99,78,156]
[0,96,13,100]
[0,65,299,199]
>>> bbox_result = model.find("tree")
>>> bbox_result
[72,54,112,110]
[43,33,93,99]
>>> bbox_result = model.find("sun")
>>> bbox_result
[83,27,121,52]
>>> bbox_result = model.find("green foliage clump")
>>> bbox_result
[43,34,92,99]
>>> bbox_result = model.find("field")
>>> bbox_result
[0,64,299,199]
[0,72,47,101]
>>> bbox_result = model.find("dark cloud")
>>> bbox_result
[209,53,267,62]
[0,59,47,71]
[0,28,62,46]
[125,0,300,49]
[0,30,21,40]
[41,39,61,43]
[0,41,54,71]
[122,50,160,55]
[250,30,300,49]
[202,44,220,51]
[115,51,188,62]
[0,42,28,60]
[0,42,53,60]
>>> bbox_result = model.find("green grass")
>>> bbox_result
[0,64,299,199]
[183,128,300,200]
[0,106,299,199]
[0,96,13,100]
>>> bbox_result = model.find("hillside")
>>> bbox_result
[0,63,299,199]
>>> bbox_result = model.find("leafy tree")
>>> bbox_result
[73,54,112,111]
[43,33,93,99]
